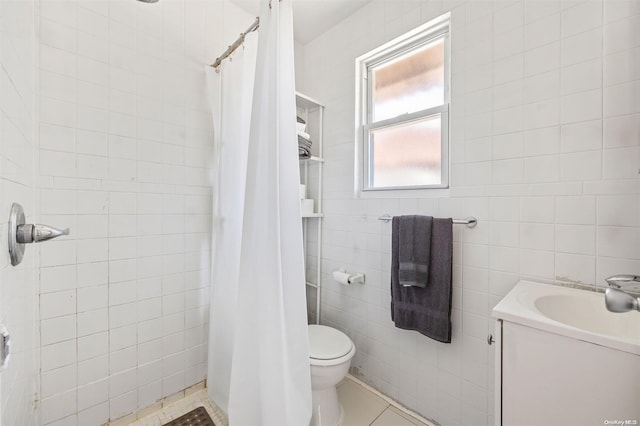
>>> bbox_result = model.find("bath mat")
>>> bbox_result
[162,406,216,426]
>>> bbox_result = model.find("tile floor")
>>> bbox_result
[337,378,433,426]
[123,376,433,426]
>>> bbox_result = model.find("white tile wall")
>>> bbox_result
[297,0,640,425]
[35,0,235,424]
[0,0,40,425]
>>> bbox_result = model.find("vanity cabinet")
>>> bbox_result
[495,320,640,426]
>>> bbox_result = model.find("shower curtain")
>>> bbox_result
[206,25,257,414]
[207,1,312,425]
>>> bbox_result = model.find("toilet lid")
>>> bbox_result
[308,325,353,360]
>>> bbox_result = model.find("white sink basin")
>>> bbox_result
[535,293,640,340]
[493,280,640,355]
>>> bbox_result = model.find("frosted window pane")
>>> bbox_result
[370,115,442,188]
[372,38,444,122]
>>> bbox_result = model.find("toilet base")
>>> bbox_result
[310,386,343,426]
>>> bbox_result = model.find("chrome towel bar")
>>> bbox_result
[377,214,477,228]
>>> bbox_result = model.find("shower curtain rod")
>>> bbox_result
[210,17,260,70]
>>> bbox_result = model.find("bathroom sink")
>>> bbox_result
[534,293,639,341]
[493,280,640,355]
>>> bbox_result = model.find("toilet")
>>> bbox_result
[308,324,356,426]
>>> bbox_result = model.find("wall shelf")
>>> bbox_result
[300,155,324,164]
[305,281,319,289]
[301,213,324,218]
[295,91,325,110]
[297,91,324,325]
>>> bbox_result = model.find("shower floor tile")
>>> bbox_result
[128,389,226,426]
[162,406,215,426]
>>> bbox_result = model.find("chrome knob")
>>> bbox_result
[0,325,10,370]
[16,223,69,244]
[605,288,640,313]
[8,203,70,266]
[605,274,640,297]
[606,274,640,288]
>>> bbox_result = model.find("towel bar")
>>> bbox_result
[377,214,477,228]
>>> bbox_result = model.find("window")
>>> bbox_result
[356,14,450,191]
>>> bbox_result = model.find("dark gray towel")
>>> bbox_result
[397,215,433,288]
[298,134,312,159]
[391,216,453,343]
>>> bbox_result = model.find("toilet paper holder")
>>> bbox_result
[332,269,365,285]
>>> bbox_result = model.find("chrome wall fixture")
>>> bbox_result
[8,203,70,266]
[605,274,640,313]
[0,325,9,370]
[377,213,478,228]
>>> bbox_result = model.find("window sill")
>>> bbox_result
[355,187,451,199]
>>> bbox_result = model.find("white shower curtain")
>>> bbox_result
[206,29,257,414]
[207,1,312,425]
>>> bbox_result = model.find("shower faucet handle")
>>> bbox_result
[32,224,69,243]
[16,223,70,244]
[9,203,71,266]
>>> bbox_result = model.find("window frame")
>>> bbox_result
[355,14,451,193]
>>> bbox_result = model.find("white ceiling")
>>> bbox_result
[230,0,371,44]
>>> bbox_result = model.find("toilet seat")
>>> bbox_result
[309,325,355,367]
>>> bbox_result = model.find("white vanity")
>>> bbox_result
[492,280,640,426]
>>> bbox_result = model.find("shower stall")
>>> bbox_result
[0,0,311,424]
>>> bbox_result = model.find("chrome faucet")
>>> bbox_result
[605,274,640,313]
[606,274,640,291]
